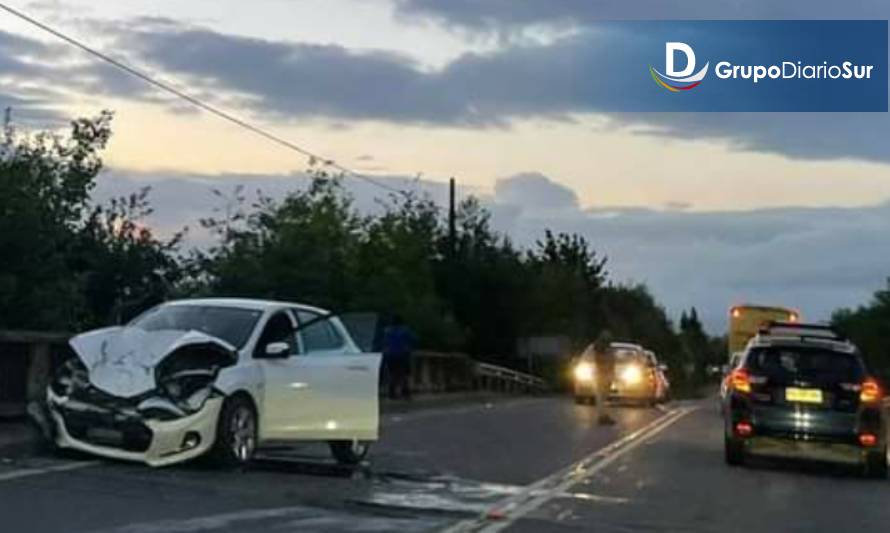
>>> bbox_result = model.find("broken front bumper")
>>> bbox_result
[46,388,223,467]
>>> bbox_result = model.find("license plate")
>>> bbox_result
[785,387,823,404]
[87,427,123,445]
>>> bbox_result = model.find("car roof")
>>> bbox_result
[747,321,856,353]
[611,342,644,351]
[164,298,330,315]
[747,334,857,354]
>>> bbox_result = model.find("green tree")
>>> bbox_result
[528,230,608,342]
[0,110,182,330]
[679,307,711,382]
[833,279,890,376]
[75,187,184,324]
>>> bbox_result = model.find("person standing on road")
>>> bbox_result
[591,330,616,425]
[382,315,416,400]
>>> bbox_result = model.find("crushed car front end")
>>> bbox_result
[46,387,223,467]
[39,327,238,467]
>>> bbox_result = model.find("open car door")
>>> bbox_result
[283,310,381,441]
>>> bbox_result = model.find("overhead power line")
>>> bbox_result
[0,1,409,196]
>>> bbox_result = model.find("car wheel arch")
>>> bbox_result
[223,390,260,437]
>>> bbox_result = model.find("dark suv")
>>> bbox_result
[722,322,887,478]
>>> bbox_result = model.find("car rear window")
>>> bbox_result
[614,349,643,361]
[746,346,865,382]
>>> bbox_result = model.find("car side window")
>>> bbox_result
[295,310,345,354]
[254,311,296,357]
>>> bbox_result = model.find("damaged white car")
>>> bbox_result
[34,298,382,467]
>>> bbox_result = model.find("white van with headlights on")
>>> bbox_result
[36,298,381,468]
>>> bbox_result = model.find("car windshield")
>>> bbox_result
[746,346,865,382]
[614,349,645,363]
[129,305,262,349]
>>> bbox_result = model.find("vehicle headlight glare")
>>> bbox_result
[574,362,594,382]
[621,365,643,385]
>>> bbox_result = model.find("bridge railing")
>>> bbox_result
[0,330,71,417]
[474,361,549,393]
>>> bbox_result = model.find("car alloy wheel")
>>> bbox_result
[212,396,258,468]
[230,405,257,463]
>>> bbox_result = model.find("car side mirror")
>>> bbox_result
[721,364,731,375]
[263,341,291,358]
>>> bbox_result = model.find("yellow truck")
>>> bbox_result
[728,304,800,357]
[720,304,801,405]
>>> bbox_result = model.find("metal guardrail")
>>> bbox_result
[0,331,72,417]
[475,361,549,392]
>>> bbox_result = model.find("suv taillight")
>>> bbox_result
[860,379,882,404]
[731,368,751,394]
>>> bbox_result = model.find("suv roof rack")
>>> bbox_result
[750,321,855,352]
[758,321,843,339]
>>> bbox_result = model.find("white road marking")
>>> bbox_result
[560,491,630,505]
[0,460,100,482]
[383,398,550,426]
[91,505,447,533]
[441,406,696,533]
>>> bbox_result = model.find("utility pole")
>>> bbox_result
[448,177,456,259]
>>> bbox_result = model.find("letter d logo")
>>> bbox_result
[650,42,709,92]
[666,42,695,77]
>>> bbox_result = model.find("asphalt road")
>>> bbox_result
[1,396,888,532]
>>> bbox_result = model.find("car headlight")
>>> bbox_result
[620,365,643,385]
[161,371,214,397]
[574,362,594,382]
[157,369,218,413]
[51,357,89,396]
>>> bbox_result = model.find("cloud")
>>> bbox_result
[117,24,472,124]
[1,14,887,166]
[112,22,658,125]
[1,17,888,162]
[664,201,692,211]
[494,172,579,210]
[613,112,890,163]
[396,0,890,32]
[0,28,156,125]
[89,19,890,163]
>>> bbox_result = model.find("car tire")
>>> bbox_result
[574,396,590,405]
[329,440,371,466]
[863,448,887,479]
[26,401,60,455]
[724,434,745,466]
[211,396,258,468]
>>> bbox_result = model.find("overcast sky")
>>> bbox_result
[3,0,890,332]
